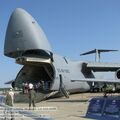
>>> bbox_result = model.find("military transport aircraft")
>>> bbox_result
[4,8,120,99]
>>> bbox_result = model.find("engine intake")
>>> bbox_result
[116,69,120,79]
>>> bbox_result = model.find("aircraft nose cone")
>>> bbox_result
[4,8,52,58]
[12,8,26,15]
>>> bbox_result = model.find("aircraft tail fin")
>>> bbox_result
[80,49,118,62]
[80,49,118,56]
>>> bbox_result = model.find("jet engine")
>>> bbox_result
[115,69,120,79]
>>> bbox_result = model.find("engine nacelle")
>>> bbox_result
[115,69,120,79]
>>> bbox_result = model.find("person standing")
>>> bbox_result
[22,82,25,94]
[5,91,13,107]
[24,82,29,93]
[5,88,14,106]
[28,83,33,90]
[5,89,14,120]
[28,87,36,110]
[9,88,14,106]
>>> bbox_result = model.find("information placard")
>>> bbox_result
[103,99,120,118]
[87,98,105,116]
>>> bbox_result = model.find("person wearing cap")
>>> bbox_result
[28,85,36,110]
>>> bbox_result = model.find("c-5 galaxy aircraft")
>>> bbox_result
[4,8,120,99]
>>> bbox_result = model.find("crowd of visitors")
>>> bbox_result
[22,80,50,94]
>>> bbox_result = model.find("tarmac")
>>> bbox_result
[1,92,119,120]
[13,92,105,120]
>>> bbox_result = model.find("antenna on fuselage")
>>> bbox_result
[80,49,118,62]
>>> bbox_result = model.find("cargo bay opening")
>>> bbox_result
[14,49,55,94]
[15,64,55,93]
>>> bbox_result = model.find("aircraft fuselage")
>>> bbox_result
[15,53,91,93]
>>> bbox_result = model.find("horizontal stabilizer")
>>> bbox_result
[80,49,118,56]
[80,49,118,62]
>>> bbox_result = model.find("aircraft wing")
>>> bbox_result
[71,78,120,83]
[75,62,120,84]
[86,62,120,72]
[5,79,14,84]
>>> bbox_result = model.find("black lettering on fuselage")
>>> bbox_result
[57,68,70,73]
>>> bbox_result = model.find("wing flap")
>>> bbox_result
[87,62,120,71]
[71,78,120,83]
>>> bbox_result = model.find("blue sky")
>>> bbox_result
[0,0,120,87]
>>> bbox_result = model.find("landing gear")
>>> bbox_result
[59,74,69,98]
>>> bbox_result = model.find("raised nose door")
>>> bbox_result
[4,8,52,58]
